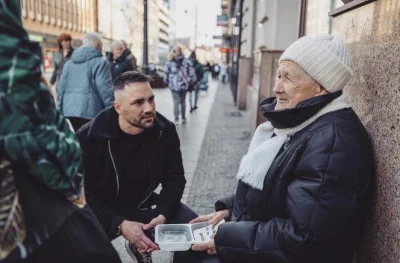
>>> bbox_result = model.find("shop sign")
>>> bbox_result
[28,33,44,42]
[217,14,228,27]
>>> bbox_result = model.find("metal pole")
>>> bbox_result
[234,0,244,104]
[298,0,307,37]
[143,0,149,74]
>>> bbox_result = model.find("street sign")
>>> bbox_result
[217,15,228,27]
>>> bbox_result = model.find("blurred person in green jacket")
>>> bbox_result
[0,1,120,262]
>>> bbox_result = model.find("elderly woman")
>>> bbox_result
[108,40,134,80]
[190,34,375,263]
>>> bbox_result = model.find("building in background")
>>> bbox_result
[158,0,170,64]
[224,0,299,129]
[168,0,177,51]
[97,0,144,63]
[305,0,343,36]
[232,1,400,262]
[21,0,97,71]
[148,0,159,64]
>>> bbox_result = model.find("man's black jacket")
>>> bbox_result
[76,107,186,239]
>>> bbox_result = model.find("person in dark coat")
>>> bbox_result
[1,2,120,262]
[121,39,138,71]
[108,40,134,80]
[49,33,74,86]
[188,51,204,112]
[191,34,375,263]
[76,71,204,263]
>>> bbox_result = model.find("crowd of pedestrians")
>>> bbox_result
[1,1,376,263]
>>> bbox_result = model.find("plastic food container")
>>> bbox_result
[155,222,216,251]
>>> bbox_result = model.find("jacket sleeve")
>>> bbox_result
[214,124,367,262]
[186,60,197,85]
[50,62,58,85]
[56,61,69,112]
[215,194,234,216]
[130,56,138,71]
[94,59,114,108]
[163,63,170,85]
[195,63,204,82]
[156,125,186,220]
[77,133,125,239]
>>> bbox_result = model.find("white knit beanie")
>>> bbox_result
[279,34,353,93]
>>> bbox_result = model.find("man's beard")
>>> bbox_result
[126,112,155,130]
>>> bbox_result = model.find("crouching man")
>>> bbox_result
[77,71,203,263]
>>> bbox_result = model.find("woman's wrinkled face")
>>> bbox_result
[273,60,327,110]
[112,46,123,60]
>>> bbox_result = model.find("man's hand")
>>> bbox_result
[143,214,166,231]
[192,235,216,255]
[120,220,159,254]
[189,209,229,226]
[69,185,86,208]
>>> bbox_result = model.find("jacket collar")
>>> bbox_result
[259,91,342,129]
[87,106,170,141]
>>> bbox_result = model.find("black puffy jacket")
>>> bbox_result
[108,52,134,80]
[214,95,375,263]
[76,107,186,239]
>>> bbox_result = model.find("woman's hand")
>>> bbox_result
[192,235,216,255]
[189,209,229,226]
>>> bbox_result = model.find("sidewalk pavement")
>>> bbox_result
[112,80,252,263]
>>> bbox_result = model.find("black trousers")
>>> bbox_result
[25,205,121,263]
[68,117,90,132]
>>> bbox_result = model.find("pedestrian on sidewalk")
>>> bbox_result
[190,34,375,263]
[0,1,120,262]
[57,32,113,132]
[164,47,197,125]
[188,51,204,113]
[76,71,204,263]
[108,40,134,81]
[212,63,220,80]
[49,33,74,90]
[121,39,138,71]
[219,62,228,83]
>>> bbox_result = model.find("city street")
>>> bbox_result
[111,79,252,262]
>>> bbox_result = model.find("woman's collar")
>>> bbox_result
[259,91,342,129]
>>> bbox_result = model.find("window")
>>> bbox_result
[72,0,77,31]
[43,0,49,23]
[50,0,56,25]
[37,0,42,22]
[21,0,27,18]
[63,0,68,28]
[57,0,62,26]
[67,0,73,29]
[29,0,35,19]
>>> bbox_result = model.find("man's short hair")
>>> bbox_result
[82,32,102,48]
[111,40,123,49]
[113,71,153,92]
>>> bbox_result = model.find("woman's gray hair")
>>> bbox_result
[111,40,123,49]
[82,32,102,48]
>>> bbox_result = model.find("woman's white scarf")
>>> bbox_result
[237,94,350,190]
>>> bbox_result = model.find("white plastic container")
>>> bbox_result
[155,222,216,251]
